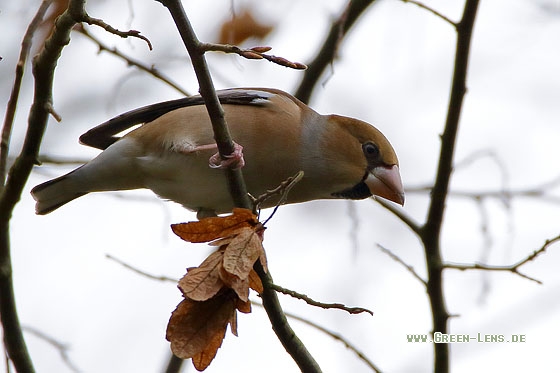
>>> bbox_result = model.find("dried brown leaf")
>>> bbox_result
[191,330,224,371]
[166,291,237,361]
[222,227,264,279]
[236,298,252,314]
[248,269,264,294]
[229,308,239,337]
[171,208,257,243]
[178,250,225,301]
[219,267,250,302]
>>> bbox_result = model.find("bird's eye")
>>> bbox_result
[362,142,379,158]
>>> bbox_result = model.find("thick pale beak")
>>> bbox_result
[365,165,405,205]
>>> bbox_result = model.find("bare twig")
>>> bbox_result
[1,0,51,189]
[406,176,560,205]
[401,0,456,26]
[75,25,190,96]
[23,326,81,373]
[376,244,427,286]
[255,171,304,225]
[199,43,306,70]
[444,234,560,285]
[105,254,178,282]
[77,15,153,50]
[270,284,374,316]
[374,198,423,236]
[252,302,383,373]
[295,0,379,103]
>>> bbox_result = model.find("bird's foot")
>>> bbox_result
[208,142,245,170]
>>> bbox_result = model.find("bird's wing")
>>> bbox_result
[78,89,275,150]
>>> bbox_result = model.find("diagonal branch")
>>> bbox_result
[253,302,383,373]
[1,1,52,190]
[376,244,427,286]
[294,0,379,104]
[375,198,423,236]
[199,43,306,70]
[401,0,456,26]
[75,25,190,96]
[155,0,321,371]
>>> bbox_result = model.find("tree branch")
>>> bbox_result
[76,14,153,50]
[199,43,306,70]
[376,244,427,286]
[444,234,560,285]
[1,1,51,189]
[75,25,190,96]
[23,326,81,373]
[253,302,383,373]
[270,283,373,316]
[155,0,321,371]
[375,198,423,236]
[294,0,378,103]
[419,1,480,372]
[401,0,456,26]
[0,0,86,371]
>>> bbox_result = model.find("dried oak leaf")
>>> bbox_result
[236,298,252,314]
[248,269,264,294]
[171,208,258,243]
[191,330,224,371]
[166,290,237,364]
[219,266,250,302]
[178,250,225,301]
[222,227,264,279]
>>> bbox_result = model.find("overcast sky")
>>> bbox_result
[2,0,560,372]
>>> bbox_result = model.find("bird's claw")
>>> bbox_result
[209,142,245,170]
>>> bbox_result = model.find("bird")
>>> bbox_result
[31,88,404,218]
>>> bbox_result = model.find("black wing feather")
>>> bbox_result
[79,89,272,150]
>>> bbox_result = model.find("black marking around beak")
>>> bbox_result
[331,174,372,200]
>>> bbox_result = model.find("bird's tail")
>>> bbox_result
[31,173,87,215]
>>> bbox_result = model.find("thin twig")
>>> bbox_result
[401,0,456,26]
[270,284,374,316]
[23,326,82,373]
[105,254,178,282]
[376,244,427,286]
[78,15,153,50]
[295,0,379,103]
[374,198,423,236]
[199,43,306,70]
[254,171,304,225]
[444,234,560,285]
[1,0,52,189]
[75,25,190,96]
[406,175,560,205]
[252,302,383,373]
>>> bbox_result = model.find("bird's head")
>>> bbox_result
[320,115,404,206]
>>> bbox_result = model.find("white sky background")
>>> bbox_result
[2,0,560,372]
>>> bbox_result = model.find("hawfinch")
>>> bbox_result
[31,88,404,216]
